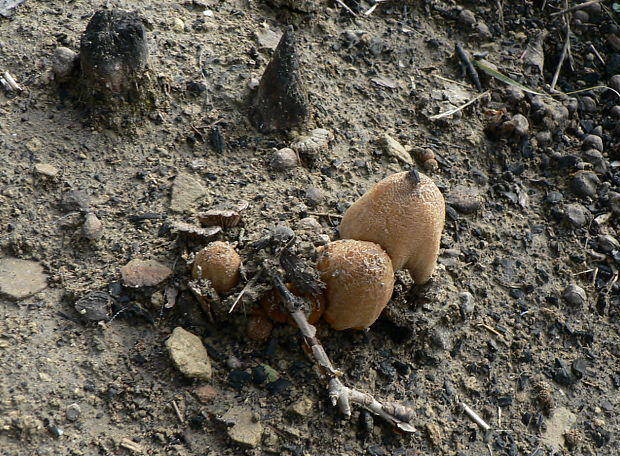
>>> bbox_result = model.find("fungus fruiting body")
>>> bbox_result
[192,241,241,293]
[316,239,395,330]
[339,170,445,285]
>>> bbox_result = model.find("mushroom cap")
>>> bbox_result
[317,239,395,330]
[339,171,444,284]
[192,241,241,293]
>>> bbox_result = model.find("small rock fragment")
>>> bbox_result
[170,173,206,213]
[172,17,184,32]
[290,128,333,155]
[221,406,263,448]
[270,147,299,170]
[304,186,323,207]
[565,203,589,227]
[34,163,60,178]
[83,212,104,240]
[446,185,483,214]
[597,234,620,253]
[171,222,222,241]
[166,327,212,380]
[563,284,586,307]
[74,290,112,322]
[0,258,48,301]
[255,27,282,50]
[194,385,218,404]
[288,398,314,417]
[52,47,78,82]
[570,171,599,198]
[121,259,172,288]
[382,133,413,165]
[501,114,529,137]
[251,26,309,132]
[583,134,603,152]
[197,201,249,228]
[60,190,91,212]
[65,403,81,422]
[458,9,476,25]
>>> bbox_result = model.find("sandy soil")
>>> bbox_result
[1,0,619,455]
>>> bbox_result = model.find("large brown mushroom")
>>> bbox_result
[316,239,395,330]
[192,241,241,294]
[339,170,445,285]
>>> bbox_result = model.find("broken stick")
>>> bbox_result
[270,270,416,433]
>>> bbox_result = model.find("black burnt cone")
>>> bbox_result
[80,10,148,100]
[251,26,310,133]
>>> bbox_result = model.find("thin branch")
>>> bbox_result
[335,0,357,16]
[550,23,570,90]
[550,0,603,16]
[270,270,416,433]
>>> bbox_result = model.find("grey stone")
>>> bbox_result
[382,133,413,165]
[458,8,476,25]
[570,171,599,198]
[565,203,589,227]
[610,75,620,93]
[0,258,48,301]
[82,213,103,240]
[582,134,603,152]
[583,149,607,173]
[608,192,620,215]
[255,28,282,50]
[74,291,112,322]
[447,185,483,214]
[166,327,212,380]
[458,292,475,315]
[34,163,60,178]
[52,47,78,82]
[121,259,172,288]
[288,398,314,417]
[222,406,263,447]
[270,148,298,170]
[545,190,564,204]
[580,97,597,113]
[536,131,552,146]
[304,187,323,207]
[60,190,91,212]
[563,284,586,307]
[597,234,620,254]
[170,173,205,213]
[65,403,81,422]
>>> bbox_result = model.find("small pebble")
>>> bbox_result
[227,356,243,370]
[288,398,314,417]
[573,10,589,23]
[194,385,218,404]
[580,97,597,113]
[34,163,60,178]
[446,185,483,214]
[570,171,599,198]
[536,131,552,146]
[565,203,589,227]
[83,212,104,240]
[563,284,586,307]
[476,22,492,39]
[52,47,78,82]
[270,148,298,171]
[74,290,112,322]
[545,190,564,204]
[121,259,172,288]
[172,18,185,32]
[597,234,620,254]
[458,292,475,315]
[582,134,603,151]
[60,190,91,212]
[583,149,607,173]
[608,192,620,215]
[501,114,529,137]
[304,187,323,207]
[610,75,620,93]
[65,403,81,422]
[458,9,476,25]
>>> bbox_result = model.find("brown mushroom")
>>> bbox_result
[192,241,241,293]
[316,239,395,330]
[339,170,444,285]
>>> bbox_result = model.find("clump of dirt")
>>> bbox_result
[1,1,620,455]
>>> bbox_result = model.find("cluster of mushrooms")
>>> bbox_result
[192,170,445,333]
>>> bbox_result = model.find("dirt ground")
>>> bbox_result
[1,0,620,455]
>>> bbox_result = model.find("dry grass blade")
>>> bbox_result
[429,90,490,120]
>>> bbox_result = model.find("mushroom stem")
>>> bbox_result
[270,270,416,433]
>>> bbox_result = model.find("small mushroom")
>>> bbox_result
[316,239,395,330]
[339,170,445,284]
[192,241,241,293]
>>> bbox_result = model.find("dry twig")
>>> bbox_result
[550,0,603,16]
[270,271,416,432]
